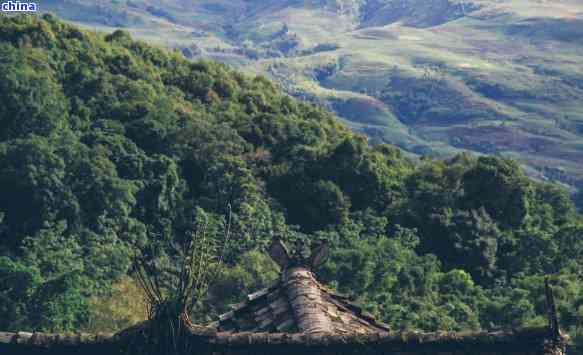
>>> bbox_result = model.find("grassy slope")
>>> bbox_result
[42,0,583,187]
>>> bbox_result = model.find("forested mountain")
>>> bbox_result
[0,14,582,349]
[42,0,583,195]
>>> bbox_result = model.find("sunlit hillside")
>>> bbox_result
[43,0,583,191]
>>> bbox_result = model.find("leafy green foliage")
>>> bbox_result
[0,15,581,346]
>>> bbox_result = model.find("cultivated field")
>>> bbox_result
[43,0,583,187]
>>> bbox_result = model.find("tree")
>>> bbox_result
[462,157,534,228]
[430,208,500,283]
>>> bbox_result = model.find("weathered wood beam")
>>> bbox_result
[0,332,16,344]
[0,331,120,355]
[202,327,560,347]
[0,331,116,347]
[0,322,569,354]
[0,326,563,347]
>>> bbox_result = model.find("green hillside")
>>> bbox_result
[0,14,582,348]
[40,0,583,193]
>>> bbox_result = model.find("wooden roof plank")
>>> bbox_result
[248,287,271,301]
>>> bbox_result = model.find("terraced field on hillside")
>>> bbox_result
[44,0,583,189]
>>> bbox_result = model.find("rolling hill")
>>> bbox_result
[41,0,583,191]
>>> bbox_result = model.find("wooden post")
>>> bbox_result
[545,277,560,340]
[544,278,567,355]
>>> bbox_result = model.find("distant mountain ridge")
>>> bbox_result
[42,0,583,192]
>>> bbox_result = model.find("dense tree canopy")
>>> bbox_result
[0,14,581,348]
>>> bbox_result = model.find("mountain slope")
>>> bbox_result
[0,15,582,348]
[43,0,583,191]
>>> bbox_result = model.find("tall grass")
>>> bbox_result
[131,206,232,355]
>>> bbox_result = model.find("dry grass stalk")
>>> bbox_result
[131,205,232,355]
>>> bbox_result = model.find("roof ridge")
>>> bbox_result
[0,327,569,353]
[283,266,333,335]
